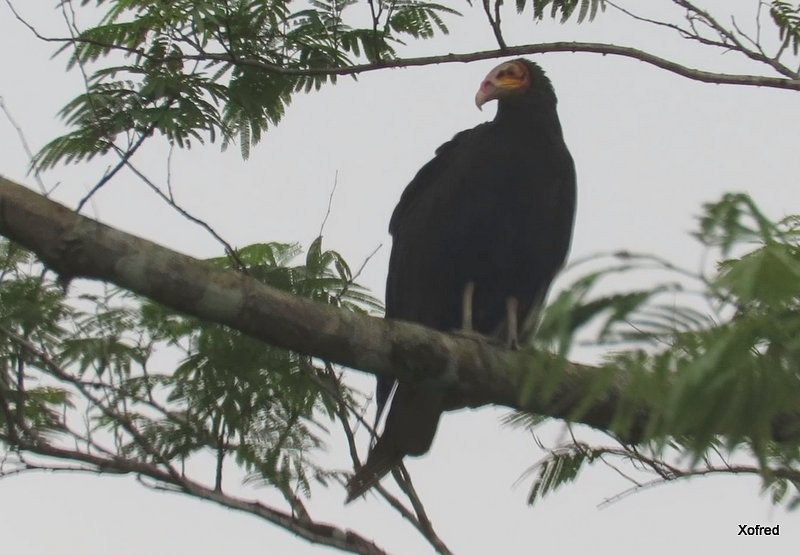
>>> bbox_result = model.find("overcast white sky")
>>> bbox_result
[1,2,798,554]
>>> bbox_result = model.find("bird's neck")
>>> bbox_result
[495,100,563,139]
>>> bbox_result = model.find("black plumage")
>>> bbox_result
[346,59,576,501]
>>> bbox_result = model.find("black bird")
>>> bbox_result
[346,59,576,501]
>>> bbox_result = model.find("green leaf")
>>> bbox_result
[517,0,606,23]
[716,244,800,306]
[527,446,590,506]
[37,0,462,168]
[771,1,800,55]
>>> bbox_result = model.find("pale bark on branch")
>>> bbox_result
[0,175,797,444]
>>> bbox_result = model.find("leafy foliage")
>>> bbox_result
[34,0,618,170]
[0,243,72,436]
[771,0,800,55]
[525,444,589,506]
[0,237,380,496]
[516,0,606,23]
[522,193,800,508]
[35,0,462,168]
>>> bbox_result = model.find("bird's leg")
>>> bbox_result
[452,281,485,343]
[505,296,520,350]
[461,281,475,331]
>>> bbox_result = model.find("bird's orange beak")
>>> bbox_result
[475,60,529,110]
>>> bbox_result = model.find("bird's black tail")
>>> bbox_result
[345,441,399,503]
[346,384,443,502]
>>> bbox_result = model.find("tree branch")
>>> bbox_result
[6,2,800,92]
[482,0,507,50]
[132,43,800,90]
[175,41,800,89]
[1,175,799,446]
[0,431,388,555]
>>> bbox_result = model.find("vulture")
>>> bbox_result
[346,58,576,501]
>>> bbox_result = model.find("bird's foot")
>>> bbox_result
[450,328,490,343]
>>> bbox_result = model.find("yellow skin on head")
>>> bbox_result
[475,60,532,109]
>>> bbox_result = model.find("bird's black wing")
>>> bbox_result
[376,124,487,419]
[388,126,485,235]
[348,127,490,503]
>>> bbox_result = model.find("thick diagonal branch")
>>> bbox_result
[0,175,798,444]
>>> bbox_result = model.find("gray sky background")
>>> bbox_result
[0,2,798,554]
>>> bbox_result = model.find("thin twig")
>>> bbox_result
[3,431,390,555]
[318,171,339,239]
[75,125,155,212]
[119,157,248,272]
[336,242,383,304]
[391,464,453,555]
[673,0,798,78]
[166,143,176,202]
[0,97,48,195]
[483,0,507,50]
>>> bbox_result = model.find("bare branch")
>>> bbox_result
[118,155,248,272]
[597,455,800,509]
[318,171,339,239]
[188,43,800,89]
[390,465,452,555]
[0,97,48,195]
[75,125,155,212]
[483,0,507,50]
[336,242,383,305]
[672,0,798,78]
[0,432,389,555]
